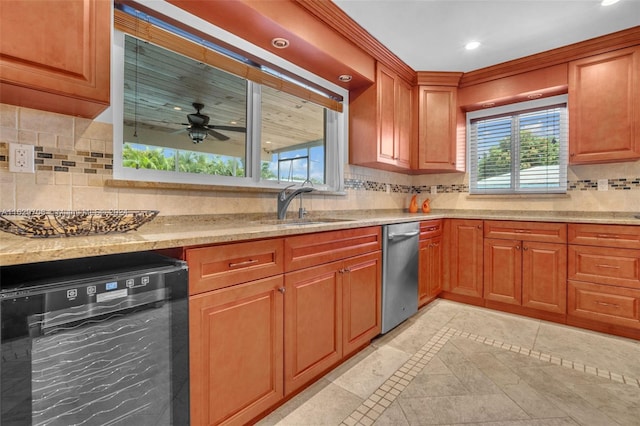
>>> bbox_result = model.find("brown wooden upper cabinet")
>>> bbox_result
[414,85,461,172]
[350,62,412,171]
[568,46,640,164]
[0,0,111,118]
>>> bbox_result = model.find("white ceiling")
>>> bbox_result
[332,0,640,72]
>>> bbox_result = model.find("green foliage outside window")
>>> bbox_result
[123,143,246,176]
[477,130,559,181]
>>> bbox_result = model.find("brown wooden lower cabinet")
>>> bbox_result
[342,252,382,356]
[189,275,285,426]
[187,227,382,425]
[284,251,382,395]
[442,219,484,301]
[419,235,442,306]
[284,260,343,396]
[483,239,567,314]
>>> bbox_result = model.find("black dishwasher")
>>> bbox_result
[0,252,189,426]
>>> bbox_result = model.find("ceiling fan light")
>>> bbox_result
[189,127,208,143]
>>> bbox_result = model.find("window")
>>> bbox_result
[468,95,568,194]
[112,4,346,192]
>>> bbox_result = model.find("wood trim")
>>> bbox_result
[460,26,640,88]
[294,0,416,85]
[484,300,566,324]
[114,9,343,112]
[416,72,463,87]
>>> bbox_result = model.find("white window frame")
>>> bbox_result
[467,94,568,195]
[111,1,347,193]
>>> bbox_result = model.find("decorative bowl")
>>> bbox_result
[0,210,159,238]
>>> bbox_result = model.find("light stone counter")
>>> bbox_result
[1,210,638,267]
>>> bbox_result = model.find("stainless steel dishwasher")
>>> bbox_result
[381,221,419,334]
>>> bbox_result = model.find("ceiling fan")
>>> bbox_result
[183,102,246,143]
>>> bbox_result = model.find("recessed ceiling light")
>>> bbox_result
[338,74,353,82]
[173,106,182,111]
[465,41,481,50]
[271,38,290,49]
[229,121,237,125]
[601,0,620,5]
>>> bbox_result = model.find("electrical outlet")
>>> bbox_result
[431,185,438,194]
[9,143,35,173]
[597,179,608,191]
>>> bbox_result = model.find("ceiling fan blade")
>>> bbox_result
[207,125,247,133]
[207,129,230,141]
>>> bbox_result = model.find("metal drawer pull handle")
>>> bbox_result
[597,264,620,269]
[595,301,620,308]
[229,259,259,268]
[596,234,617,239]
[514,229,530,233]
[388,230,419,239]
[425,226,439,231]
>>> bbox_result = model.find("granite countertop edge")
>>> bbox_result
[1,209,638,267]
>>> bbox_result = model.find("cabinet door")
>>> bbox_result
[569,46,640,164]
[444,219,484,298]
[378,63,397,164]
[342,251,382,356]
[395,78,412,168]
[484,238,522,306]
[419,236,443,306]
[522,242,567,314]
[429,236,443,298]
[0,0,110,118]
[189,276,284,426]
[284,261,342,395]
[416,86,458,171]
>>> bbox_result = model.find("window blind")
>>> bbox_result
[468,95,568,194]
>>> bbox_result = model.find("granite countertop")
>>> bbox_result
[1,209,638,267]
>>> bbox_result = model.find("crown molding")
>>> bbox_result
[460,26,640,88]
[293,0,416,84]
[416,71,463,87]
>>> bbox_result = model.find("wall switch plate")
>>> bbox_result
[9,143,35,173]
[431,185,438,194]
[597,179,608,191]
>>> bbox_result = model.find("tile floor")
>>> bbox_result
[257,300,640,426]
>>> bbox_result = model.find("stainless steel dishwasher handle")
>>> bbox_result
[388,230,419,240]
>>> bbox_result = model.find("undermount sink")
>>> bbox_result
[253,218,355,226]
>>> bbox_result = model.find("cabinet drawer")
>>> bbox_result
[568,280,640,329]
[484,220,566,243]
[568,245,640,289]
[284,226,381,272]
[420,219,443,240]
[568,223,640,249]
[187,239,284,295]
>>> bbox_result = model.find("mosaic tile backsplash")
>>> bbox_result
[343,177,640,194]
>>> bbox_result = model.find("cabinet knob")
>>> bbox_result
[278,287,286,294]
[516,245,521,250]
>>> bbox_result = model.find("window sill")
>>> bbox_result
[105,179,346,196]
